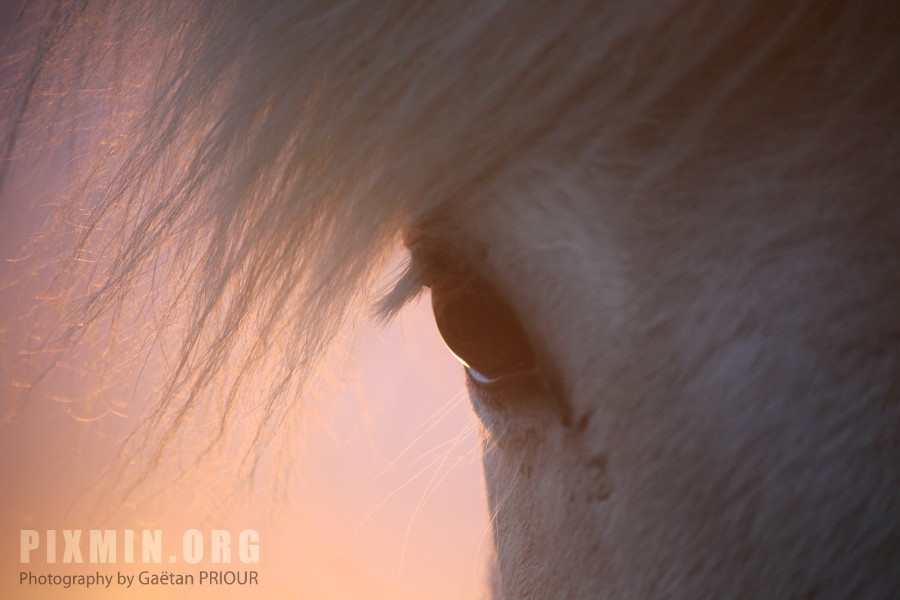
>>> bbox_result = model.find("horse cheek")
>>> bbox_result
[482,424,614,598]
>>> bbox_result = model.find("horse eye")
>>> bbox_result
[430,274,535,384]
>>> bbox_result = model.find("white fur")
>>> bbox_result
[2,1,899,597]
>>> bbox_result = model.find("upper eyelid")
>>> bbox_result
[407,241,445,287]
[407,225,491,287]
[403,207,487,275]
[373,235,465,319]
[374,258,427,320]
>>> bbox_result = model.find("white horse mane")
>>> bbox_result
[3,1,899,597]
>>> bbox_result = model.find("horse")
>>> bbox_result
[2,0,898,598]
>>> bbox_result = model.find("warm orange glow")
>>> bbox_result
[0,272,490,599]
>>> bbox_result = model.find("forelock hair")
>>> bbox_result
[2,0,897,497]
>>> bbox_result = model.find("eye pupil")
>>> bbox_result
[431,275,535,382]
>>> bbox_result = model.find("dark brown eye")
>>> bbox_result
[430,273,535,384]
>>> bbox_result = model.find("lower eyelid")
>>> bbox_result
[465,365,539,387]
[465,366,501,385]
[465,365,573,427]
[464,366,544,401]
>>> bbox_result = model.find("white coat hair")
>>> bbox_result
[2,1,898,597]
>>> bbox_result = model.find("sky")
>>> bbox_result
[0,190,491,599]
[0,8,492,594]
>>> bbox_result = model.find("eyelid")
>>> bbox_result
[406,220,490,284]
[466,366,501,385]
[465,365,539,386]
[377,229,471,319]
[376,260,429,320]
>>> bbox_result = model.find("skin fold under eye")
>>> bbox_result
[429,269,536,385]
